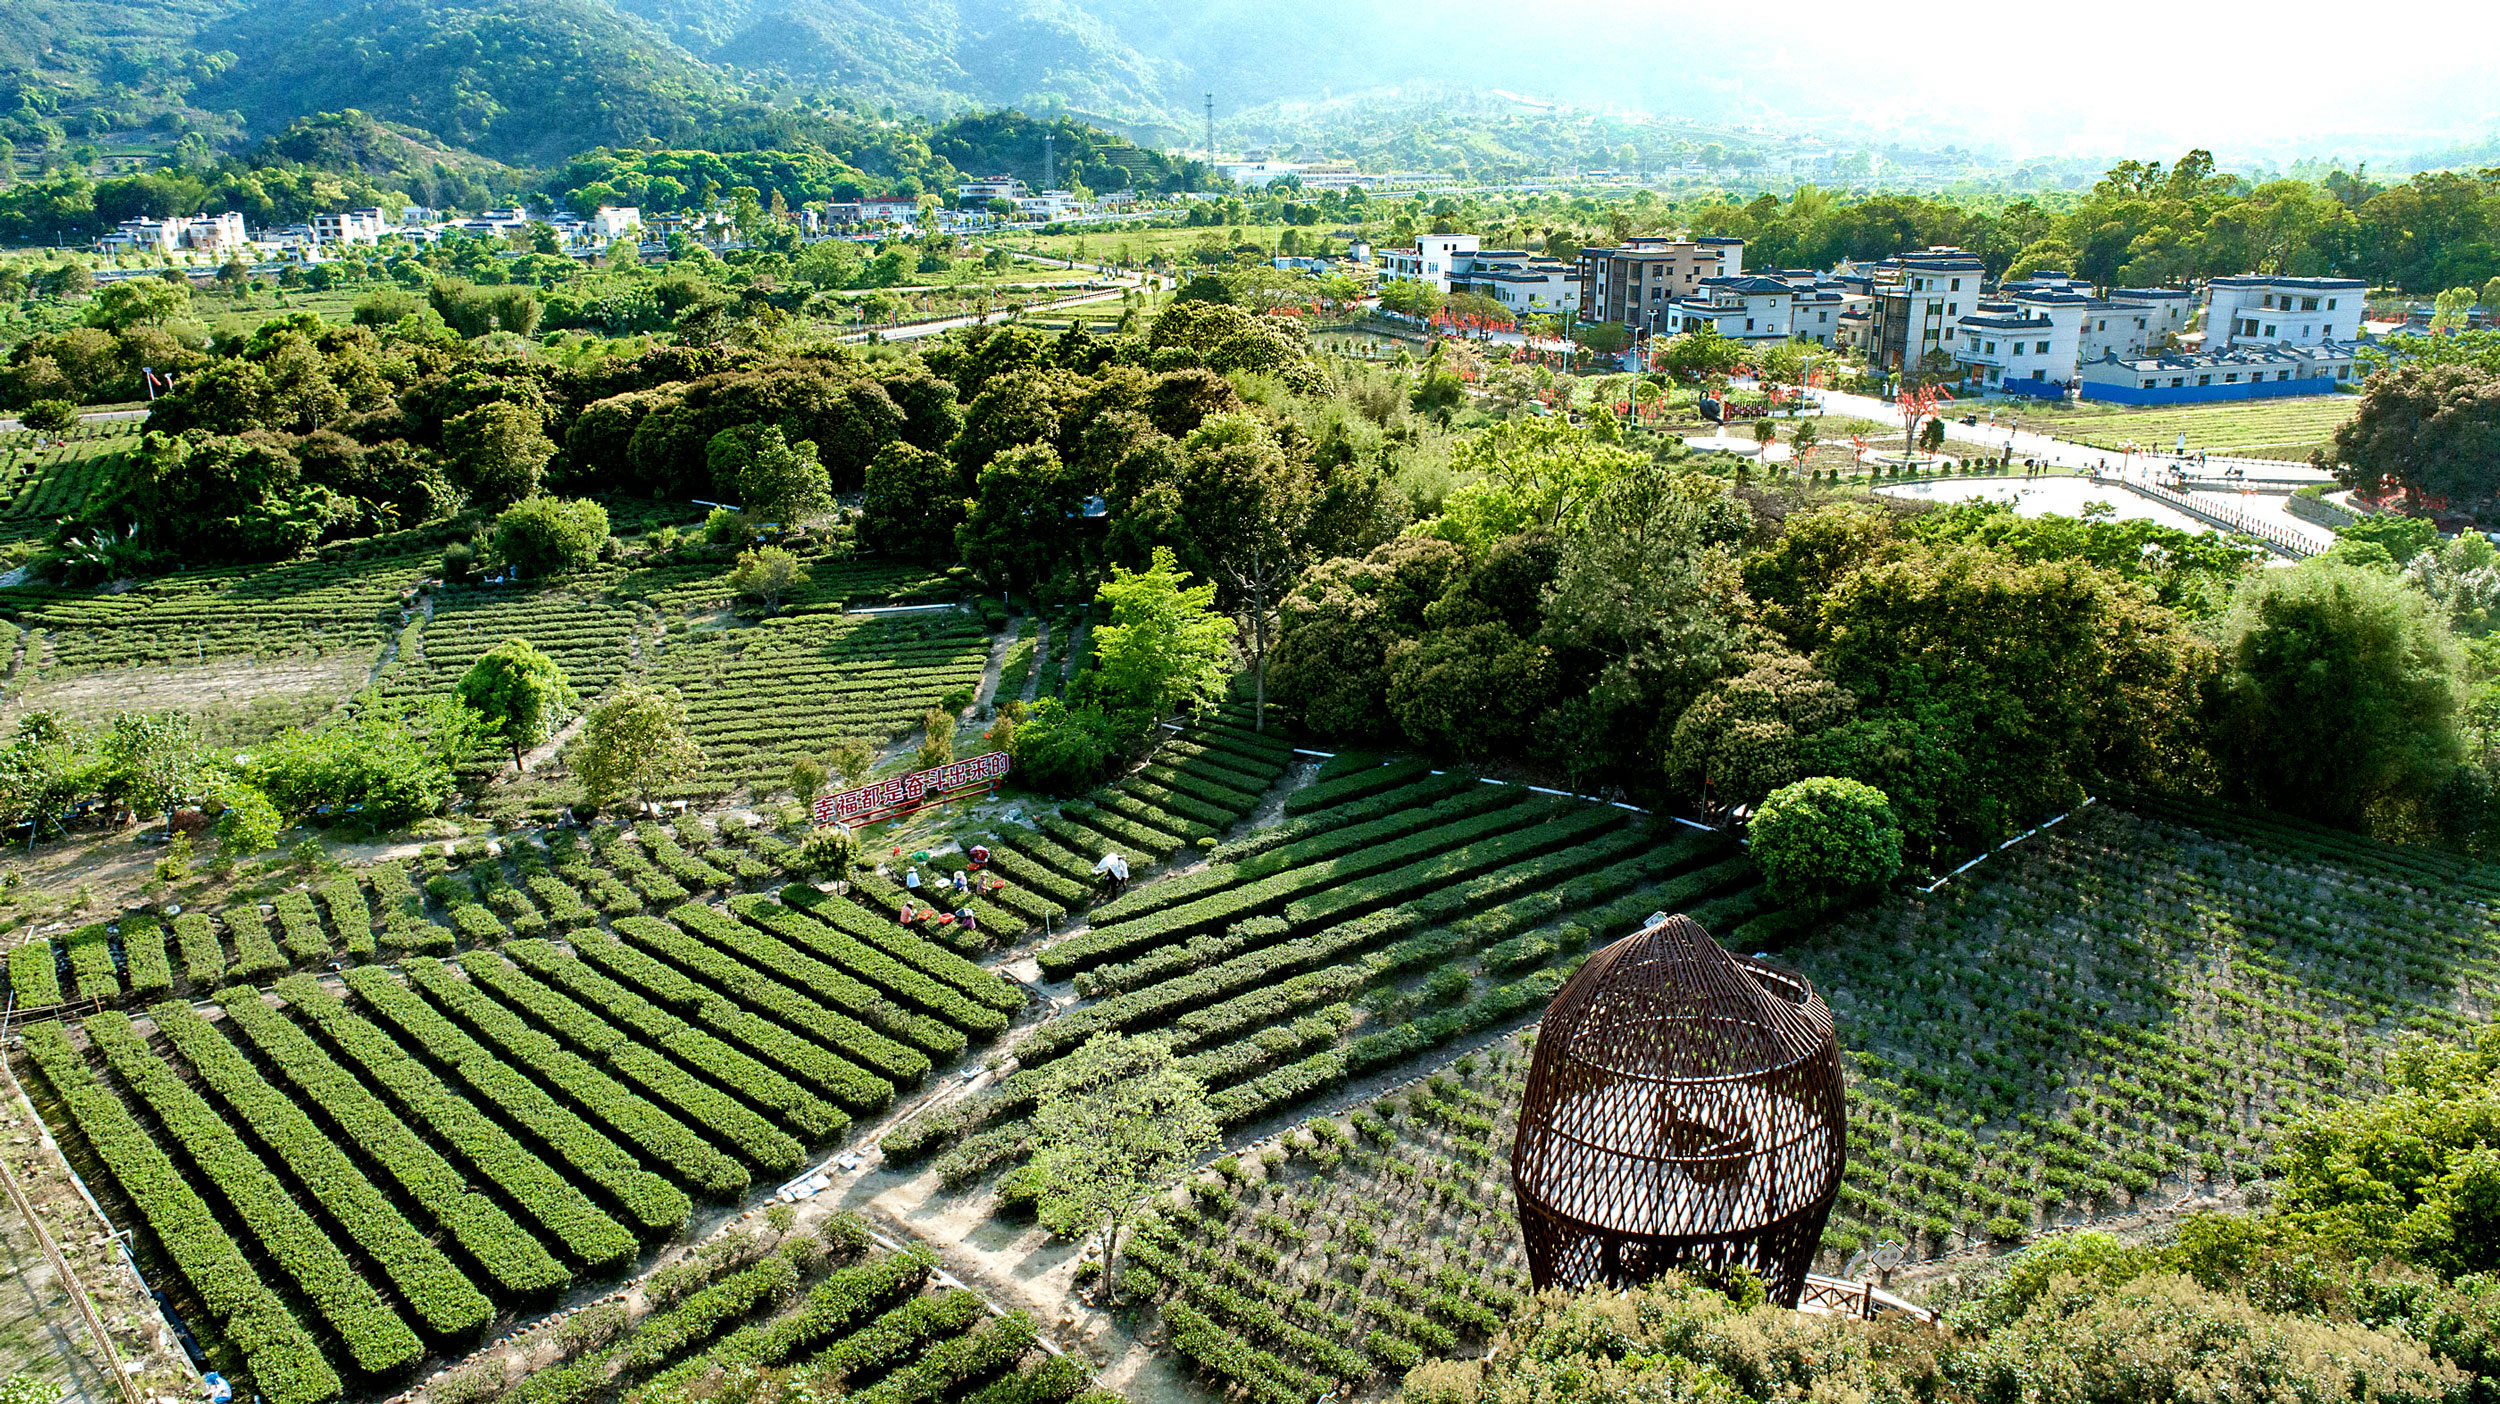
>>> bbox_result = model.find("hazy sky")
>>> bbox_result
[1418,0,2498,164]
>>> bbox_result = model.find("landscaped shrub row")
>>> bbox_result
[1090,786,1525,928]
[1095,790,1215,844]
[960,1354,1104,1404]
[775,887,1026,1015]
[623,908,939,1075]
[1171,966,1376,1054]
[21,1020,342,1404]
[370,863,459,951]
[499,941,854,1137]
[987,826,1096,887]
[802,1290,990,1391]
[1161,736,1283,789]
[427,874,508,944]
[272,893,330,964]
[626,1247,805,1374]
[1177,1007,1359,1090]
[215,988,572,1294]
[290,972,664,1255]
[561,930,897,1112]
[172,912,225,987]
[846,1310,1037,1404]
[594,829,691,909]
[84,1010,424,1373]
[316,878,377,959]
[1046,805,1181,862]
[626,1247,934,1402]
[227,905,286,979]
[1039,797,1556,979]
[1283,759,1436,816]
[1077,916,1293,999]
[150,1001,494,1335]
[976,844,1089,908]
[1206,964,1576,1125]
[392,959,751,1199]
[65,922,116,999]
[1025,909,1424,1067]
[725,898,1007,1039]
[122,917,171,997]
[1280,805,1627,929]
[446,952,801,1178]
[1133,765,1259,814]
[9,940,60,1006]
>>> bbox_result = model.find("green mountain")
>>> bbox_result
[191,0,737,165]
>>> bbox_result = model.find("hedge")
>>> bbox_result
[226,904,286,979]
[1044,807,1180,863]
[978,843,1088,908]
[802,1290,990,1391]
[171,912,225,987]
[562,930,895,1113]
[9,941,60,1006]
[22,1020,342,1404]
[845,1309,1037,1404]
[123,917,172,997]
[625,1249,803,1374]
[271,892,330,964]
[315,877,376,959]
[1279,804,1625,928]
[85,1010,423,1374]
[324,967,690,1239]
[1090,785,1523,928]
[959,1354,1096,1404]
[779,887,1022,1014]
[730,896,1008,1038]
[1040,796,1556,979]
[621,909,936,1078]
[216,987,572,1295]
[1134,765,1259,814]
[626,1247,934,1402]
[151,1000,493,1335]
[406,956,757,1194]
[64,922,116,1000]
[1283,758,1435,815]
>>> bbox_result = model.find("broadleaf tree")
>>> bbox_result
[1024,1032,1218,1278]
[567,684,704,811]
[455,637,580,768]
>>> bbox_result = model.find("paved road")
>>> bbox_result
[0,408,148,433]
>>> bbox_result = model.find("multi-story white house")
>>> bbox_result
[1379,234,1482,293]
[1453,251,1580,314]
[1951,292,2086,395]
[1664,275,1804,342]
[2204,276,2364,349]
[101,211,251,256]
[313,209,389,244]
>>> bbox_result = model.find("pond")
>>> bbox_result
[1876,476,2212,535]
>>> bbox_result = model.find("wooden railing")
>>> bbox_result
[1798,1273,1936,1323]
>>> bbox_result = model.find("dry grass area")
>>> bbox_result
[5,650,376,746]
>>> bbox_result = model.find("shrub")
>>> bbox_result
[1007,698,1134,795]
[1750,777,1903,912]
[491,497,610,580]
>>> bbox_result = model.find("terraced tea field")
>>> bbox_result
[1114,797,2500,1404]
[0,421,138,521]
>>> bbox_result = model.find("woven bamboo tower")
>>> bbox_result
[1509,913,1845,1305]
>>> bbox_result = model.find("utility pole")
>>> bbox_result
[1204,94,1215,166]
[1042,134,1054,191]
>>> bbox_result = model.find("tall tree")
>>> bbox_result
[1089,547,1237,722]
[455,638,579,768]
[99,711,201,819]
[1023,1033,1218,1280]
[1170,415,1312,730]
[707,425,833,526]
[567,684,703,812]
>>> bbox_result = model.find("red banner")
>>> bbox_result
[815,751,1011,827]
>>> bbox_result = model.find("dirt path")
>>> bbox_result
[970,619,1021,717]
[1018,624,1049,705]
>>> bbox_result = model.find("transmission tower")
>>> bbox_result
[1204,94,1215,165]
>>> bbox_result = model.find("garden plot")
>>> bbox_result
[378,584,647,705]
[1,552,428,675]
[9,817,1043,1404]
[1123,797,2500,1403]
[2019,395,2358,461]
[881,751,1773,1194]
[0,422,137,520]
[650,610,991,798]
[437,1212,1117,1404]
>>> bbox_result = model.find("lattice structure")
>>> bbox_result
[1510,914,1846,1306]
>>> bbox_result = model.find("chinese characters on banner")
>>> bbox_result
[813,751,1011,828]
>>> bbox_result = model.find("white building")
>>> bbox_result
[2204,276,2364,349]
[1379,234,1481,293]
[313,208,388,244]
[1455,251,1580,314]
[101,211,250,256]
[2079,339,2361,403]
[957,176,1029,203]
[1952,293,2086,394]
[1665,275,1803,342]
[1013,191,1084,221]
[590,206,641,242]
